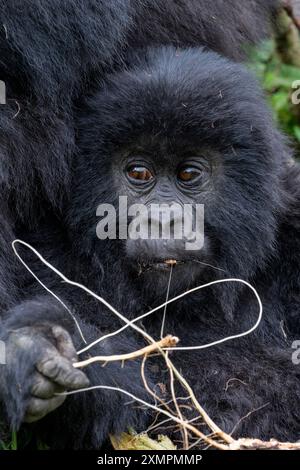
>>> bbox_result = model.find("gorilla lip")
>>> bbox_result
[164,259,177,266]
[144,259,179,271]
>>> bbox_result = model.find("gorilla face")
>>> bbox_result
[108,135,219,287]
[73,46,287,297]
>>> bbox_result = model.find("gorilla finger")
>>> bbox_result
[37,355,90,389]
[24,395,66,423]
[31,372,64,399]
[51,325,78,361]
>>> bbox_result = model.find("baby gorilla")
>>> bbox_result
[1,47,300,449]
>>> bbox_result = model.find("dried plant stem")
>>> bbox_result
[61,385,229,450]
[16,240,298,450]
[13,240,236,448]
[140,338,231,446]
[230,438,300,450]
[141,355,174,414]
[73,335,179,368]
[169,361,234,445]
[165,352,189,449]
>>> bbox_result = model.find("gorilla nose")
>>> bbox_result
[125,208,201,261]
[127,208,185,241]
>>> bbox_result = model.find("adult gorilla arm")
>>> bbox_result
[0,296,152,448]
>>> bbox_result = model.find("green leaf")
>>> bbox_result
[293,126,300,142]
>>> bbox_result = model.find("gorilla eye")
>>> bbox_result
[126,165,154,183]
[177,166,202,183]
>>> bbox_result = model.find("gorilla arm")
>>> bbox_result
[0,296,153,444]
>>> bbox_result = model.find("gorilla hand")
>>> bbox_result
[4,324,89,424]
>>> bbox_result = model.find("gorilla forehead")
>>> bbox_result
[81,47,273,154]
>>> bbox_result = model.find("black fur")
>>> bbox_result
[0,0,278,219]
[1,44,300,448]
[0,1,279,310]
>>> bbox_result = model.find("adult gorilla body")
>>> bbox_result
[0,45,300,448]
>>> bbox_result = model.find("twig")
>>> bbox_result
[275,6,300,66]
[224,378,248,392]
[168,361,234,445]
[284,0,300,28]
[160,264,173,339]
[230,402,270,436]
[166,351,189,449]
[59,385,229,450]
[141,355,174,414]
[188,433,216,450]
[146,415,200,435]
[12,239,253,448]
[73,335,179,368]
[230,438,300,450]
[15,240,284,450]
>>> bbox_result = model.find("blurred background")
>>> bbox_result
[250,0,300,157]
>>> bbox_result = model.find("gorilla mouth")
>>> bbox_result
[153,259,178,270]
[141,259,182,271]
